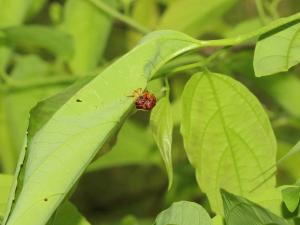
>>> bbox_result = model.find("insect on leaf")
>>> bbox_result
[2,30,200,225]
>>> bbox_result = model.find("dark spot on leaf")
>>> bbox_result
[44,198,48,202]
[76,99,82,102]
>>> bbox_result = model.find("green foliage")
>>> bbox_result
[1,2,300,225]
[221,190,288,225]
[254,22,300,77]
[0,54,67,173]
[0,25,73,60]
[181,71,276,214]
[154,201,212,225]
[150,96,173,190]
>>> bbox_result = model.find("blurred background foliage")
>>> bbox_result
[0,0,300,224]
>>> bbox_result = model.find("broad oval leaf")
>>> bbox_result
[150,96,173,190]
[3,30,200,225]
[181,71,277,214]
[221,190,288,225]
[154,201,212,225]
[254,22,300,77]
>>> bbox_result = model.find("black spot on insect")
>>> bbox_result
[76,99,82,102]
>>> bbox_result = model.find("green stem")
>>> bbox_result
[267,0,280,19]
[154,48,228,79]
[196,12,300,47]
[87,0,150,34]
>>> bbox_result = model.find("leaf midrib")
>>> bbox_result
[206,74,244,196]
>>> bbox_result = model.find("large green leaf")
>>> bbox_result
[62,0,114,74]
[154,201,212,225]
[150,96,173,190]
[157,0,237,37]
[0,174,90,225]
[181,71,277,214]
[2,30,200,225]
[254,22,300,77]
[0,25,73,60]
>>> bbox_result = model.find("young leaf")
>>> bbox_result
[282,186,300,213]
[2,30,200,225]
[154,201,212,225]
[62,0,114,74]
[181,71,277,214]
[150,96,173,190]
[221,189,288,225]
[1,25,73,60]
[254,22,300,77]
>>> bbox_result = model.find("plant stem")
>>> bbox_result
[267,0,280,19]
[196,11,300,47]
[87,0,150,34]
